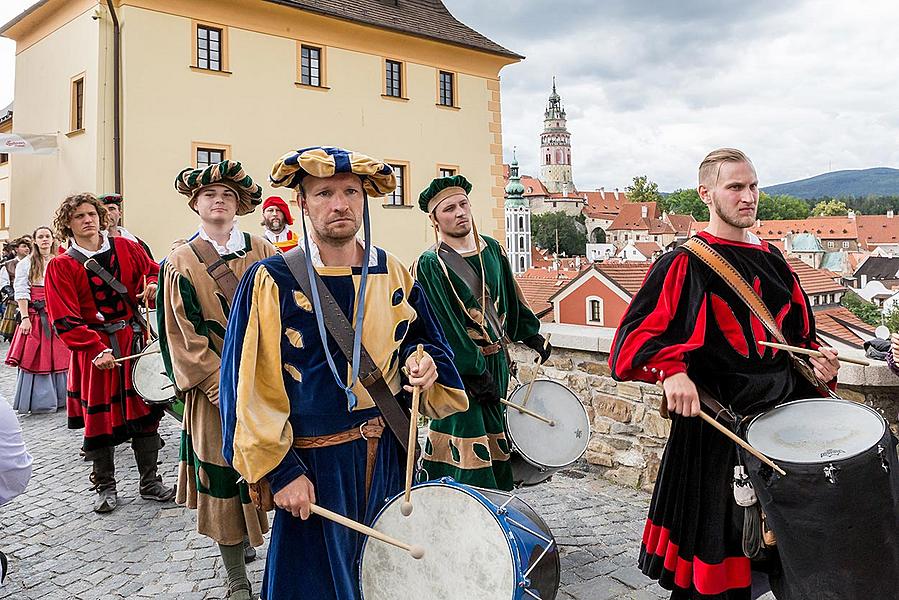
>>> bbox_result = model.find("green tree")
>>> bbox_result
[531,211,587,256]
[660,188,709,221]
[625,175,663,204]
[840,290,881,326]
[756,192,810,220]
[811,199,849,216]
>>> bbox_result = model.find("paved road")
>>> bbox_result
[0,346,715,600]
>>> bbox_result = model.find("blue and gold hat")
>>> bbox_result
[270,146,396,198]
[175,160,263,216]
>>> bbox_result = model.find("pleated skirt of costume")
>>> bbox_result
[178,388,268,547]
[421,399,514,491]
[639,415,756,600]
[262,419,404,600]
[66,323,161,451]
[7,287,71,414]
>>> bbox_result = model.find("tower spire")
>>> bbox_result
[540,79,574,194]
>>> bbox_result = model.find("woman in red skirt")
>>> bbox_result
[6,226,71,413]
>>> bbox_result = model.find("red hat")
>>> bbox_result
[262,196,293,225]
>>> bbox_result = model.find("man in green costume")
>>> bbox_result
[413,175,551,491]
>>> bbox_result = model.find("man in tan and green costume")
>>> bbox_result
[414,175,551,491]
[158,160,276,600]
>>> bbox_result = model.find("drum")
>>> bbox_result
[505,380,590,486]
[132,339,175,406]
[144,308,158,339]
[360,479,559,600]
[744,398,899,599]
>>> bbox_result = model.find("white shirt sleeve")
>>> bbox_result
[0,399,32,505]
[0,266,9,289]
[13,257,31,301]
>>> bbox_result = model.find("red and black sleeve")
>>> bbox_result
[45,256,108,357]
[609,251,708,384]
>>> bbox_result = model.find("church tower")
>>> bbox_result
[539,78,575,194]
[505,150,531,275]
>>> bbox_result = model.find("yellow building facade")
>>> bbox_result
[1,0,520,262]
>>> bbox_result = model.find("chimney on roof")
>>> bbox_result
[615,187,621,201]
[888,210,894,219]
[848,210,856,220]
[575,255,582,269]
[755,219,761,228]
[641,205,648,218]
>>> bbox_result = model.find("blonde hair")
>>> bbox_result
[698,148,754,187]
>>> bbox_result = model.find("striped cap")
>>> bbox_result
[270,146,396,197]
[174,160,263,216]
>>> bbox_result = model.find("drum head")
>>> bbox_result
[132,340,175,404]
[506,380,590,469]
[361,484,515,600]
[746,399,886,463]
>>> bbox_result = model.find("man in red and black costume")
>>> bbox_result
[46,193,175,513]
[609,148,841,600]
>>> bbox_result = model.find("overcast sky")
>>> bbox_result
[3,1,898,190]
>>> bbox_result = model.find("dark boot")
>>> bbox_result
[88,446,117,513]
[243,537,256,563]
[132,435,175,502]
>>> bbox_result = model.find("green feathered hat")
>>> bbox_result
[174,160,263,216]
[418,175,472,213]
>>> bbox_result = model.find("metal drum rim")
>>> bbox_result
[746,397,887,464]
[504,379,590,469]
[359,478,525,600]
[132,339,175,404]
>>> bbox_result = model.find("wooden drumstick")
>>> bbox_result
[499,398,555,427]
[697,411,787,476]
[401,344,425,517]
[310,504,425,559]
[758,341,869,366]
[521,333,551,408]
[112,348,161,364]
[142,276,151,344]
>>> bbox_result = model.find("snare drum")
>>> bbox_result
[132,339,175,406]
[744,399,899,599]
[505,380,590,486]
[360,479,559,600]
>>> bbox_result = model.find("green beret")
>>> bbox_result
[99,193,123,206]
[174,160,263,216]
[418,175,472,213]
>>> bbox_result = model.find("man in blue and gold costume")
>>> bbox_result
[219,147,468,600]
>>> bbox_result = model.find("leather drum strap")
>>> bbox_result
[281,248,414,455]
[682,237,833,397]
[188,239,240,304]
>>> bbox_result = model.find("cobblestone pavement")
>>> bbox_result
[0,348,750,600]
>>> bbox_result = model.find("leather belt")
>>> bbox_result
[293,417,385,501]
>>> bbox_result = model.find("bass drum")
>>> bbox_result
[506,380,590,486]
[744,398,899,600]
[360,479,559,600]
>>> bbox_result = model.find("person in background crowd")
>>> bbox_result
[5,227,71,414]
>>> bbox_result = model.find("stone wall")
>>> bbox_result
[510,324,899,493]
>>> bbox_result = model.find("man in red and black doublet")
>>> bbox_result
[609,149,840,600]
[46,194,174,513]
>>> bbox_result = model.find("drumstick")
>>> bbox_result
[142,276,150,344]
[310,504,424,559]
[521,333,551,408]
[758,341,869,366]
[112,348,161,364]
[401,344,425,517]
[499,398,555,427]
[697,411,787,476]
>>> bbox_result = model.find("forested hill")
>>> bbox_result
[762,167,899,199]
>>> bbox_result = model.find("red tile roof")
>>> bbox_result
[521,176,549,197]
[582,191,624,219]
[608,202,660,231]
[594,262,652,295]
[752,217,857,240]
[666,214,696,236]
[516,269,578,321]
[633,242,663,258]
[855,214,899,250]
[813,307,875,348]
[786,258,845,295]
